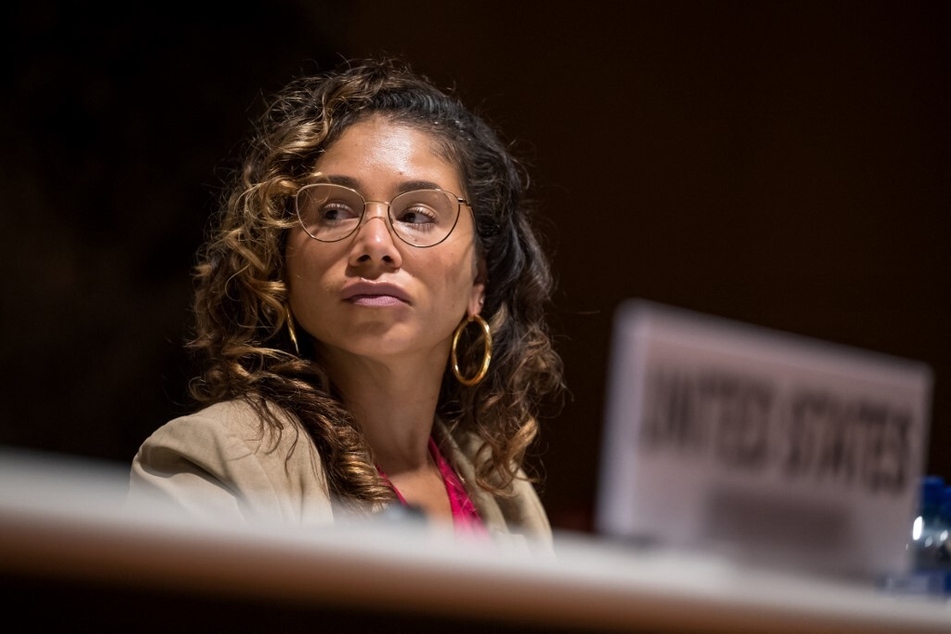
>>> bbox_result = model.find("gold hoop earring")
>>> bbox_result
[285,305,301,356]
[451,314,492,386]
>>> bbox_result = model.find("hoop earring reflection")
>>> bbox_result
[285,305,301,357]
[451,314,492,386]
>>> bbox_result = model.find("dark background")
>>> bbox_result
[2,0,948,532]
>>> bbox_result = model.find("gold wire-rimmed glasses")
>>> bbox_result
[294,182,470,248]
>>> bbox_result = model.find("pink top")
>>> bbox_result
[381,437,489,539]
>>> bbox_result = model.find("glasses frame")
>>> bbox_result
[294,182,471,248]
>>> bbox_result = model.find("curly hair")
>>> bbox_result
[186,57,564,510]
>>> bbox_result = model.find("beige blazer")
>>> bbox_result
[129,400,553,554]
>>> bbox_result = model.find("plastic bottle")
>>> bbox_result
[936,485,951,592]
[882,475,950,595]
[911,476,948,580]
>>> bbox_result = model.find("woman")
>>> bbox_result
[129,58,564,552]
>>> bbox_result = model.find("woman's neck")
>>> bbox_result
[319,348,455,520]
[321,348,445,474]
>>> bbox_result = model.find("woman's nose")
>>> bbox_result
[347,202,402,269]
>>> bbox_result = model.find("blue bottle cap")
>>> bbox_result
[922,476,945,505]
[940,486,951,520]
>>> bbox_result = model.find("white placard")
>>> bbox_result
[596,299,933,580]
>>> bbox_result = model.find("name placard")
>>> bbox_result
[596,300,933,579]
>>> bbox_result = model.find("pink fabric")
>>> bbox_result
[379,437,488,538]
[428,437,488,538]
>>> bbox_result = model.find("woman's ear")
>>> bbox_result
[468,281,486,316]
[469,257,487,316]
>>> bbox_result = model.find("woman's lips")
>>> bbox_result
[341,282,410,306]
[348,294,406,307]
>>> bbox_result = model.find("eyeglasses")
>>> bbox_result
[295,183,469,248]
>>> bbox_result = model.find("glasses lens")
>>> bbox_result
[296,184,364,242]
[390,190,461,247]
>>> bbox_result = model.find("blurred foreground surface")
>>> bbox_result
[2,448,951,633]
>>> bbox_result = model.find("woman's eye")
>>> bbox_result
[396,205,437,225]
[320,203,359,222]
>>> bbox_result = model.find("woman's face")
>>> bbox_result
[285,115,485,370]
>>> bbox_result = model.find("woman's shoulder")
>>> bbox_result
[130,398,332,525]
[149,398,296,447]
[174,397,292,428]
[134,398,320,481]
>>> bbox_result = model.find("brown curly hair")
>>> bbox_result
[186,57,564,510]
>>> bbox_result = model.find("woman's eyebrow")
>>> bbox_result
[321,174,361,189]
[320,175,447,194]
[396,179,443,193]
